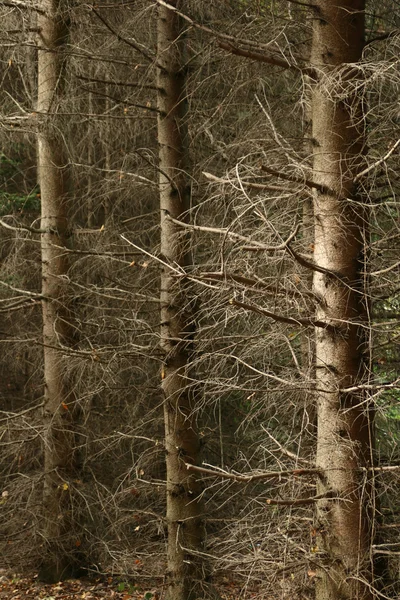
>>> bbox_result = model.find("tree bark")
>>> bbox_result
[157,3,205,600]
[37,0,79,582]
[311,2,373,599]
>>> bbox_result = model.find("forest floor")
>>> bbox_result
[0,571,254,599]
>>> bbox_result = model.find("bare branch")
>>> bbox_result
[91,7,155,62]
[260,165,334,195]
[261,426,313,465]
[230,298,338,332]
[0,280,42,298]
[75,74,158,91]
[286,244,340,278]
[165,212,299,252]
[371,259,400,277]
[0,0,45,13]
[81,86,160,113]
[263,493,331,506]
[185,463,322,481]
[120,234,183,274]
[0,217,46,234]
[285,0,317,7]
[153,0,312,73]
[354,138,400,182]
[203,170,296,193]
[340,379,400,394]
[218,41,315,78]
[0,403,44,424]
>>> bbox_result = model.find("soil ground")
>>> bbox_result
[0,571,257,599]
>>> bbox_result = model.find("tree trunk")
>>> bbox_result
[157,3,205,600]
[37,0,79,582]
[311,2,373,599]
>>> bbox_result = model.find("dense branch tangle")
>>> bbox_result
[1,1,400,598]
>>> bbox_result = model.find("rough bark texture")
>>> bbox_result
[311,2,373,599]
[37,0,78,583]
[157,3,205,600]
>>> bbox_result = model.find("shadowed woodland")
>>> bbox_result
[1,1,400,599]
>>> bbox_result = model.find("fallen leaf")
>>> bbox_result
[307,569,317,578]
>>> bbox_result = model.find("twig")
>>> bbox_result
[0,402,44,423]
[91,6,155,62]
[261,426,312,465]
[263,493,331,506]
[203,170,295,193]
[286,0,317,7]
[0,0,45,13]
[120,234,183,274]
[286,244,340,278]
[81,86,160,114]
[340,379,400,394]
[260,165,334,195]
[0,217,46,234]
[230,298,338,332]
[371,259,400,277]
[154,0,305,55]
[0,280,42,298]
[185,463,321,481]
[153,0,312,72]
[75,74,158,91]
[218,41,315,78]
[354,138,400,182]
[165,212,299,252]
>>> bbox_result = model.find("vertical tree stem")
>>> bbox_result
[311,2,373,599]
[38,0,78,582]
[157,2,205,599]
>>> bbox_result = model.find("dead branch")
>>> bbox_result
[354,138,400,182]
[263,493,330,506]
[230,298,338,332]
[91,6,155,62]
[185,463,322,481]
[165,212,299,252]
[203,170,295,193]
[0,0,45,13]
[260,165,334,195]
[218,41,315,78]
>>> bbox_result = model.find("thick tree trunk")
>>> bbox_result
[311,2,373,599]
[157,3,205,600]
[37,0,78,583]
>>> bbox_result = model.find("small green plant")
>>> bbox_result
[0,190,40,216]
[116,581,137,594]
[0,152,21,177]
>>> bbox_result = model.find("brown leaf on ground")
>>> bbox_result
[0,571,262,600]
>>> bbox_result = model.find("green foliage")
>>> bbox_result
[0,190,41,216]
[116,581,137,593]
[0,152,40,215]
[0,152,20,177]
[386,405,400,421]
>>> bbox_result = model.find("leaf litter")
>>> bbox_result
[0,571,258,599]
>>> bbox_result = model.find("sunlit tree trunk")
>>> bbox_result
[311,2,373,599]
[157,2,205,599]
[37,0,78,582]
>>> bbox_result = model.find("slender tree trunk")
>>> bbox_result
[87,86,94,228]
[301,74,315,421]
[311,0,372,600]
[37,0,78,582]
[311,2,373,599]
[157,3,205,600]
